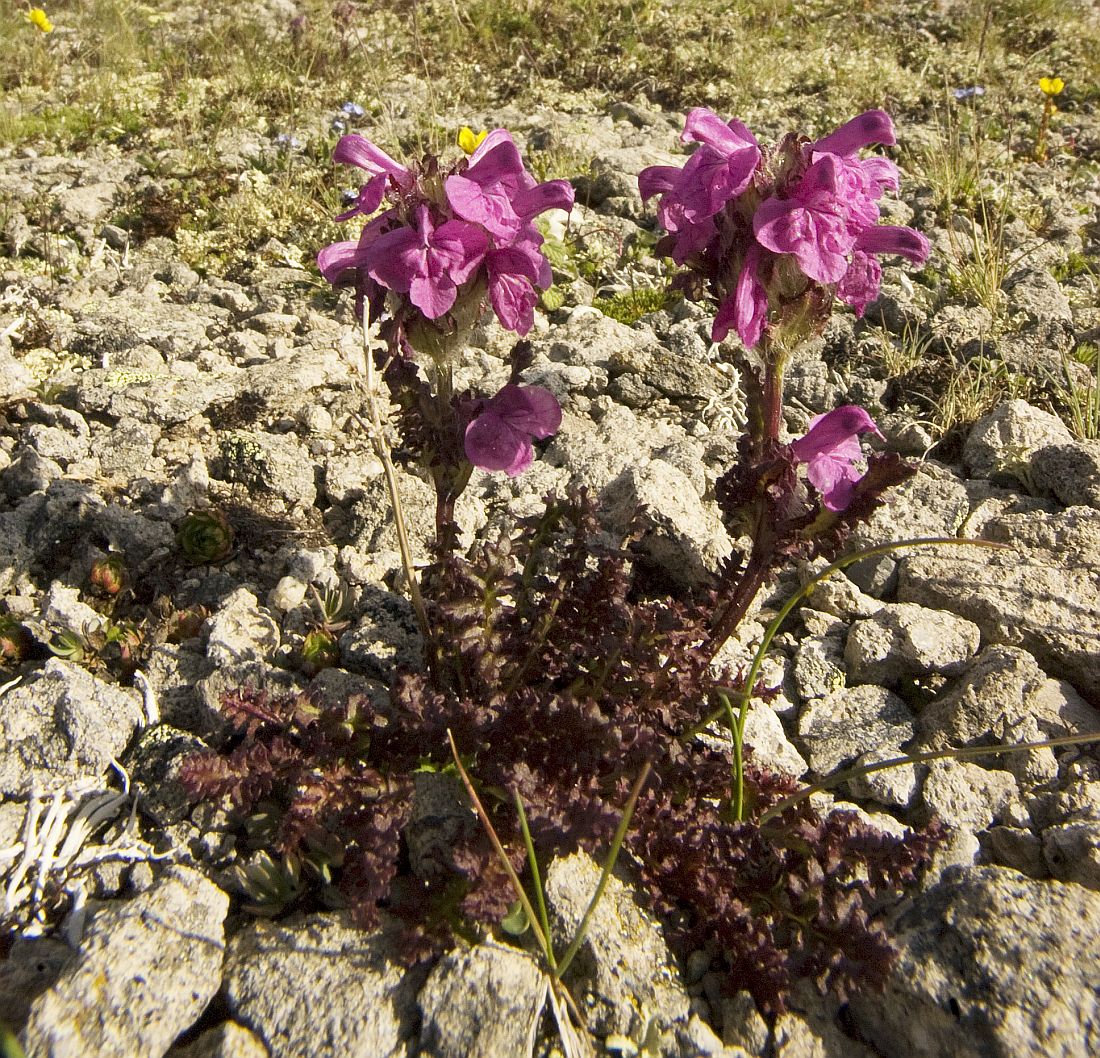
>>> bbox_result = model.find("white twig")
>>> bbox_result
[1,761,177,930]
[64,880,87,948]
[132,669,160,727]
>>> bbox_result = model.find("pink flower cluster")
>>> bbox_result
[319,130,574,338]
[640,109,930,348]
[319,130,574,477]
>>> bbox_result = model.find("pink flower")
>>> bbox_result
[364,206,488,319]
[464,384,562,476]
[753,154,880,284]
[485,236,551,335]
[790,406,884,511]
[445,130,574,241]
[639,108,760,259]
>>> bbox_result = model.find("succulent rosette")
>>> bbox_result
[319,129,573,357]
[640,108,930,349]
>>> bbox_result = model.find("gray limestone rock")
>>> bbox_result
[848,866,1100,1058]
[792,633,847,701]
[898,507,1100,705]
[23,424,89,466]
[21,867,228,1058]
[67,366,237,427]
[213,430,317,511]
[127,725,211,827]
[847,743,921,809]
[797,685,916,775]
[417,942,546,1058]
[0,658,144,797]
[223,914,425,1058]
[963,399,1074,482]
[545,851,690,1039]
[1031,440,1100,509]
[1042,821,1100,890]
[601,460,732,589]
[844,463,971,597]
[91,417,161,480]
[742,703,808,778]
[0,937,72,1033]
[205,588,281,666]
[921,760,1019,833]
[844,602,980,687]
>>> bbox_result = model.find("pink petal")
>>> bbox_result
[806,455,860,511]
[409,273,457,318]
[335,173,388,221]
[431,220,489,285]
[812,110,896,157]
[488,270,537,334]
[837,250,883,317]
[791,406,882,465]
[445,173,523,239]
[464,414,533,476]
[638,165,680,201]
[363,225,423,293]
[333,134,409,178]
[854,225,930,264]
[491,384,562,439]
[468,128,522,167]
[513,179,575,219]
[733,246,768,347]
[861,156,900,195]
[683,109,759,156]
[677,145,756,221]
[317,240,363,283]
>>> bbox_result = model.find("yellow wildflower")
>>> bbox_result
[24,7,53,32]
[458,126,489,155]
[1039,77,1065,97]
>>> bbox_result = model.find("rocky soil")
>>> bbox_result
[2,58,1100,1058]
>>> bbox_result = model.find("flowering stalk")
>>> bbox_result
[320,127,572,547]
[1036,76,1065,162]
[641,109,930,666]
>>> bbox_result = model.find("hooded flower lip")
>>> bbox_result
[713,244,767,347]
[332,134,413,220]
[333,133,410,180]
[790,405,884,511]
[639,108,760,245]
[464,384,563,477]
[810,109,896,157]
[674,108,762,222]
[365,206,488,319]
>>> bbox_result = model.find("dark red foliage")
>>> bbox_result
[183,488,945,1014]
[180,687,412,928]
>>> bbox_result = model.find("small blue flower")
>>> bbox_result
[952,86,985,101]
[341,187,359,205]
[340,101,365,118]
[332,118,348,133]
[275,133,303,150]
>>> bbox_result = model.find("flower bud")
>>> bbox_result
[89,555,126,596]
[0,616,32,665]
